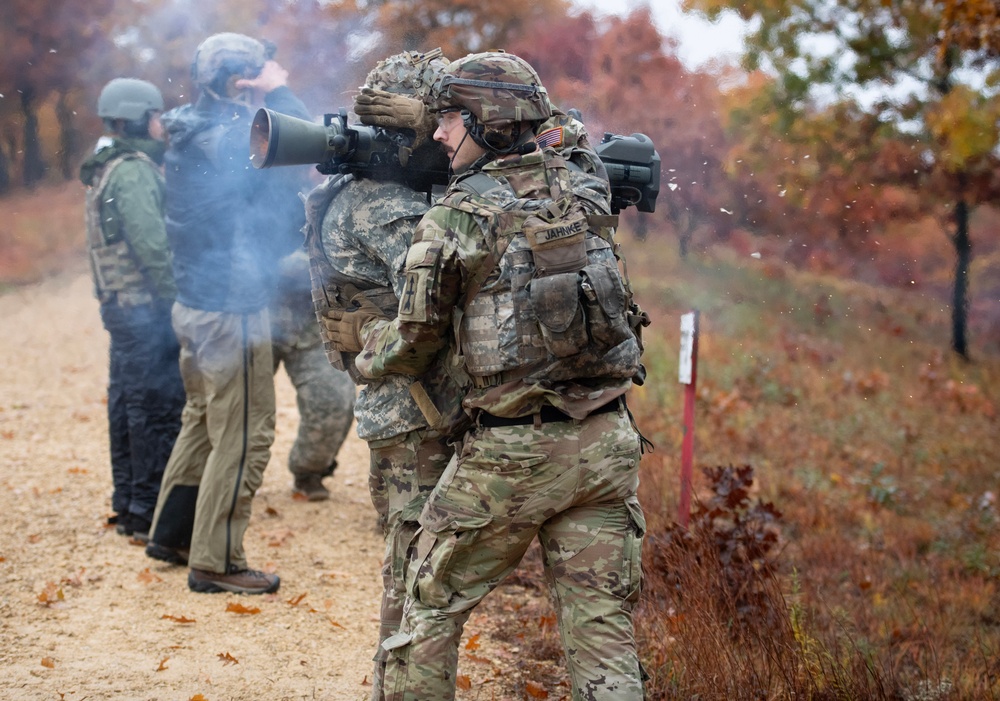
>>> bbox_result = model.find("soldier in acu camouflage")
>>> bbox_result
[341,51,648,701]
[301,48,469,701]
[270,249,356,502]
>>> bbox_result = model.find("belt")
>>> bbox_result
[477,398,621,428]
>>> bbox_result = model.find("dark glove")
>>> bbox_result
[322,294,387,353]
[354,87,436,149]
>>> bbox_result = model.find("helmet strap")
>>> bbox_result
[461,110,523,155]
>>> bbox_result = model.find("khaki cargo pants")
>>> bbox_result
[149,303,275,574]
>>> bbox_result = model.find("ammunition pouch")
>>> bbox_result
[90,241,154,306]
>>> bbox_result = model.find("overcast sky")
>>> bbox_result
[572,0,750,68]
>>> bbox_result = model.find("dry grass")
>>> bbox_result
[627,234,1000,700]
[0,182,87,287]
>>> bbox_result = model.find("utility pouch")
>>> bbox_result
[580,263,632,351]
[528,271,588,357]
[523,209,589,276]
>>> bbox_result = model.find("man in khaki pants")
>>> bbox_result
[144,33,312,594]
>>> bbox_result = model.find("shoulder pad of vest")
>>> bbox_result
[454,171,504,198]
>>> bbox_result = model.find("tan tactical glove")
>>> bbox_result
[354,87,436,149]
[322,294,388,353]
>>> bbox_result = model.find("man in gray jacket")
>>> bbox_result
[144,33,311,595]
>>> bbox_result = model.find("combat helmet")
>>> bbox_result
[427,51,552,153]
[97,78,164,137]
[427,51,551,124]
[191,32,271,101]
[365,47,449,98]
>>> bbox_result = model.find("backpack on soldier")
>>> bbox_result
[446,148,642,387]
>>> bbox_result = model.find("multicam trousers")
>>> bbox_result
[367,429,454,701]
[381,407,646,701]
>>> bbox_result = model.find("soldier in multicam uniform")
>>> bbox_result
[330,51,647,700]
[80,78,185,542]
[270,236,356,503]
[302,49,469,700]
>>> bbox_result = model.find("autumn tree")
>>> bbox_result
[0,0,115,188]
[687,0,1000,358]
[365,0,572,58]
[937,0,1000,56]
[505,9,734,253]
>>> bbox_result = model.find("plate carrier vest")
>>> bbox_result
[84,153,157,306]
[447,149,642,388]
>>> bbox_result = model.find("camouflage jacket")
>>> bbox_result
[310,175,467,442]
[270,249,321,351]
[355,134,633,419]
[79,137,176,303]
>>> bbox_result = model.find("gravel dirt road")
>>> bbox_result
[0,269,537,701]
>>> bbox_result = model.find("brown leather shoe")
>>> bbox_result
[188,565,280,595]
[293,473,330,502]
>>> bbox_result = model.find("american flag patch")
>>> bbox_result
[535,127,564,149]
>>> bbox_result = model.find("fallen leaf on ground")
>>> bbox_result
[457,675,472,690]
[156,658,169,671]
[226,602,260,615]
[264,528,294,547]
[40,657,55,668]
[465,634,481,650]
[138,568,163,584]
[525,680,549,698]
[287,592,308,606]
[217,652,239,665]
[37,582,64,606]
[161,614,196,624]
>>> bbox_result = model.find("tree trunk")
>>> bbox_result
[951,193,971,360]
[56,90,77,181]
[20,86,47,188]
[0,138,10,195]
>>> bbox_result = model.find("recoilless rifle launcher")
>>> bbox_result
[250,107,661,214]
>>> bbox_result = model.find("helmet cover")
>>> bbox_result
[365,47,449,99]
[192,32,269,91]
[426,50,552,126]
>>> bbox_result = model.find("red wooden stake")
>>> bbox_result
[678,310,700,528]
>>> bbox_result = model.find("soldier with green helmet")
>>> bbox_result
[303,48,469,700]
[330,50,647,700]
[80,77,185,542]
